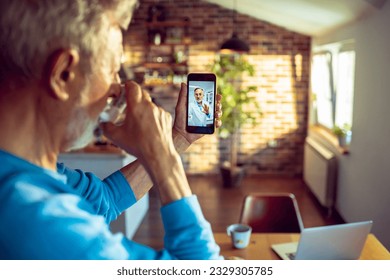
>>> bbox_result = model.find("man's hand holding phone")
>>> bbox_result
[99,79,221,203]
[173,80,222,152]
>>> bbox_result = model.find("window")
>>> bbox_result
[311,52,333,128]
[310,41,356,143]
[335,50,355,129]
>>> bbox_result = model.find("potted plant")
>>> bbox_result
[332,124,351,147]
[211,54,261,187]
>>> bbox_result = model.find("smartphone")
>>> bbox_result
[186,73,217,134]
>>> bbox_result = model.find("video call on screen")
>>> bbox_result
[187,80,215,127]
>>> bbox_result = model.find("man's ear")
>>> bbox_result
[46,49,80,101]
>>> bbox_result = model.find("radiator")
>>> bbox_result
[303,137,337,216]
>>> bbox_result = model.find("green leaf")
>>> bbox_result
[211,54,262,137]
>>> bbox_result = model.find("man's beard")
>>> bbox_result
[64,106,98,152]
[62,75,101,152]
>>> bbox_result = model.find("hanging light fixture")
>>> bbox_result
[220,0,250,54]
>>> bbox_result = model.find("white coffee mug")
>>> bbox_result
[226,224,252,249]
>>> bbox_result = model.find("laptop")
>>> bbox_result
[271,220,373,260]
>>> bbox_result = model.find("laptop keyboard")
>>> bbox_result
[286,252,296,260]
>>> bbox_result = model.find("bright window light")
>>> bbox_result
[310,40,356,144]
[335,50,355,128]
[311,52,333,129]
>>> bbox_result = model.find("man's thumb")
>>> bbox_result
[175,83,187,112]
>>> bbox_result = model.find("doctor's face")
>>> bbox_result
[194,88,204,104]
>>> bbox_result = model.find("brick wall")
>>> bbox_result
[123,0,311,176]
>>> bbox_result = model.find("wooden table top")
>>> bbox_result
[214,233,390,260]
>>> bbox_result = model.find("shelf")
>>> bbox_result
[148,41,191,47]
[143,62,187,69]
[143,18,190,89]
[310,125,350,155]
[146,20,190,28]
[143,82,181,88]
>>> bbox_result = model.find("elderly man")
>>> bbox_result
[0,0,222,259]
[188,87,213,127]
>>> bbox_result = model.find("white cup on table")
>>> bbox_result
[226,224,252,249]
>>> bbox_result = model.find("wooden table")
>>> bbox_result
[214,233,390,260]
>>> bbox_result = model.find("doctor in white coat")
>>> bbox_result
[188,88,212,127]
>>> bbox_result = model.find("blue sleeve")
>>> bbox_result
[161,195,222,260]
[57,163,136,223]
[1,176,221,260]
[121,196,222,260]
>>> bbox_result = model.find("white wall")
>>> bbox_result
[310,2,390,249]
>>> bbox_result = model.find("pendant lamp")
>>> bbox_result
[220,0,250,54]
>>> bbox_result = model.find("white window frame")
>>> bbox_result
[310,41,356,136]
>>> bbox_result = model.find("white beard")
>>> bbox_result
[62,74,100,152]
[64,106,98,152]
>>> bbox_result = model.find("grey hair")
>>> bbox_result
[0,0,137,82]
[194,88,204,92]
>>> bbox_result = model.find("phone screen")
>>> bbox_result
[186,73,216,134]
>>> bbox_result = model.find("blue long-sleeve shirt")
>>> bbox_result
[0,149,221,259]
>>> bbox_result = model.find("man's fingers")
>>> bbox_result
[215,119,222,128]
[124,81,142,104]
[215,92,223,128]
[216,93,222,102]
[122,81,153,123]
[142,89,152,102]
[216,101,222,111]
[100,121,120,140]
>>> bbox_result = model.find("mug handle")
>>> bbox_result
[226,225,232,236]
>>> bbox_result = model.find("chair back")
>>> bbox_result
[239,193,304,233]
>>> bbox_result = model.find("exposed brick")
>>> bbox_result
[124,0,310,176]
